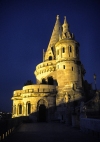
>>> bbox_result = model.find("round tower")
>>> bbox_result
[55,17,84,101]
[34,15,62,84]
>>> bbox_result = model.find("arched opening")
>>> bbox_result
[70,46,72,52]
[49,56,52,60]
[42,78,47,84]
[39,104,46,122]
[26,102,31,115]
[18,104,22,114]
[37,99,47,122]
[27,103,31,114]
[62,47,65,53]
[48,76,54,85]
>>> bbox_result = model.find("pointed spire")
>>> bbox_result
[62,16,69,33]
[56,15,59,20]
[64,16,67,23]
[62,16,73,39]
[44,15,62,61]
[48,15,61,47]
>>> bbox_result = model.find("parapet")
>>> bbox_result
[13,84,56,97]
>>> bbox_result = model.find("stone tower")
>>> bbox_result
[34,15,61,85]
[11,15,85,122]
[55,16,84,107]
[34,16,85,104]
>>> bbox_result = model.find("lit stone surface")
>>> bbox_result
[11,15,85,121]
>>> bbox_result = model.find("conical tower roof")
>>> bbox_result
[44,15,61,61]
[62,16,69,33]
[48,15,61,47]
[62,16,74,40]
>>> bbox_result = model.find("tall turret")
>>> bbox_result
[34,15,85,101]
[62,16,74,39]
[55,16,84,102]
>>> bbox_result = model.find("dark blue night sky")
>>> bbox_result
[0,0,100,112]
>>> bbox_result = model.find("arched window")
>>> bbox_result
[62,47,65,53]
[28,103,31,114]
[63,65,65,69]
[42,78,47,84]
[48,76,54,85]
[19,104,22,114]
[70,46,72,52]
[49,56,52,60]
[69,46,72,52]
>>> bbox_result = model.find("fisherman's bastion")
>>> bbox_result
[11,15,100,123]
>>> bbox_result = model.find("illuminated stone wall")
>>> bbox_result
[12,85,56,119]
[11,15,85,121]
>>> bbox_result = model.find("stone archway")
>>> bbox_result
[39,104,46,122]
[48,76,54,85]
[37,99,47,122]
[49,56,52,60]
[18,104,22,115]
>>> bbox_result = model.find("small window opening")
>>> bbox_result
[72,67,73,71]
[62,47,65,53]
[49,56,52,60]
[70,46,72,52]
[63,65,65,69]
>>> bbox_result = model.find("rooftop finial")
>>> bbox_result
[64,16,66,20]
[56,15,59,20]
[64,16,67,23]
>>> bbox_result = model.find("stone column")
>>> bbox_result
[17,105,19,116]
[23,104,25,116]
[24,104,26,116]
